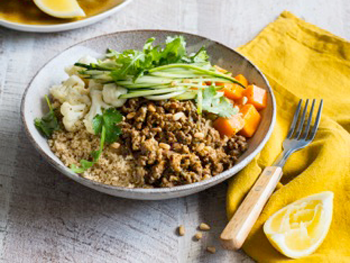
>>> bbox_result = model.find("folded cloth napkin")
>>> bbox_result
[226,11,350,262]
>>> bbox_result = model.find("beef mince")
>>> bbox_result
[119,98,248,187]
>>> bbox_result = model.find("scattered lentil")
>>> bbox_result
[206,246,216,254]
[194,232,203,240]
[199,223,211,231]
[178,225,185,236]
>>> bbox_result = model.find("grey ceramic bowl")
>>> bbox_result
[21,30,276,200]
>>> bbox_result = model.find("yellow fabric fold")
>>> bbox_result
[227,11,350,262]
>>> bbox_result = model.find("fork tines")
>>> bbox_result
[287,99,323,141]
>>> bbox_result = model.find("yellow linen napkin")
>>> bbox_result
[227,11,350,262]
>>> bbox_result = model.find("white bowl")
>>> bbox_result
[0,0,133,33]
[21,30,276,200]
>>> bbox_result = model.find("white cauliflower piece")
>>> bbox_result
[83,89,111,134]
[102,83,127,107]
[65,55,98,76]
[60,102,86,132]
[50,75,91,106]
[88,80,103,91]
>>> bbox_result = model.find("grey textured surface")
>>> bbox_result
[1,0,349,262]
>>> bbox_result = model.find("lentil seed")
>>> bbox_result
[194,132,205,139]
[111,142,120,149]
[126,112,136,119]
[148,104,156,112]
[173,112,185,121]
[159,143,171,150]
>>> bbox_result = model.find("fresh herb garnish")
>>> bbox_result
[199,86,238,118]
[34,95,59,138]
[70,108,122,173]
[105,36,193,81]
[187,46,209,63]
[76,36,243,117]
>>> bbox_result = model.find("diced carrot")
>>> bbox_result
[244,85,267,110]
[221,83,245,100]
[213,115,245,137]
[233,97,246,109]
[216,74,247,89]
[234,74,248,88]
[239,104,261,137]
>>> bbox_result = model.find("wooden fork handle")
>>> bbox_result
[220,166,283,250]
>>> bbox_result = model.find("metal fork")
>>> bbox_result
[220,99,323,250]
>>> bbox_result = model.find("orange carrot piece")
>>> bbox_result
[234,74,248,88]
[221,83,245,100]
[213,115,245,137]
[244,85,267,110]
[239,104,261,137]
[233,97,245,109]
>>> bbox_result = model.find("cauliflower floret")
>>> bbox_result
[88,80,103,91]
[83,89,111,134]
[50,75,91,106]
[65,55,98,76]
[60,102,86,132]
[102,83,127,107]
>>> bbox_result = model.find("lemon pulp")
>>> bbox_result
[264,191,333,258]
[33,0,86,18]
[39,0,77,13]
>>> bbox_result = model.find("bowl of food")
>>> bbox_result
[21,30,276,200]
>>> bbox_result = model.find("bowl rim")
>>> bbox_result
[0,0,133,33]
[20,29,276,195]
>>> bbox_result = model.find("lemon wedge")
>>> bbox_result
[264,191,333,259]
[33,0,86,19]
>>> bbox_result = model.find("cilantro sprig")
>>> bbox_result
[34,95,59,138]
[199,86,238,118]
[106,36,195,81]
[70,108,122,173]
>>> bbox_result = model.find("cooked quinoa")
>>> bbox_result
[49,99,248,188]
[49,128,149,188]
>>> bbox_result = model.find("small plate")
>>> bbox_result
[0,0,133,33]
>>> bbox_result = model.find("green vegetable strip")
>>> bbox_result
[119,87,187,99]
[75,62,114,71]
[197,88,203,114]
[148,64,245,87]
[145,90,186,100]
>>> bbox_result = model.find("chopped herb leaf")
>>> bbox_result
[189,46,209,63]
[200,86,238,118]
[70,109,122,173]
[34,95,59,138]
[101,108,123,143]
